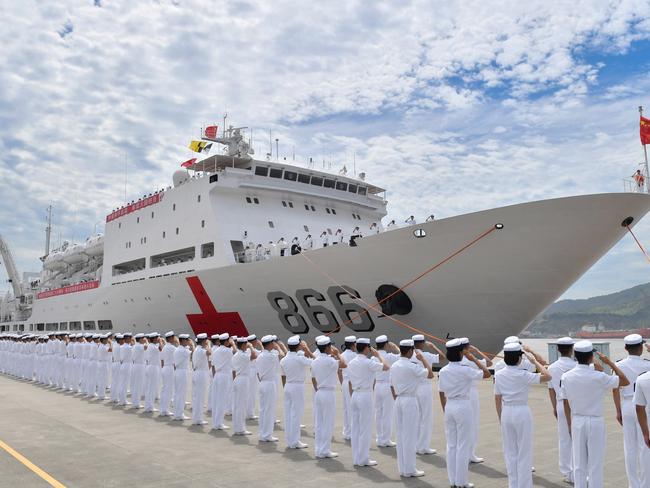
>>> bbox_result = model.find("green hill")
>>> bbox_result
[524,282,650,336]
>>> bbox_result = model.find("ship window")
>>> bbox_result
[112,257,146,276]
[197,195,201,203]
[144,237,147,244]
[98,320,113,330]
[288,202,294,208]
[324,179,335,189]
[19,324,24,331]
[282,201,287,207]
[348,184,358,193]
[46,323,58,331]
[268,221,275,228]
[304,204,309,211]
[311,205,315,211]
[269,168,283,179]
[284,171,297,182]
[69,321,81,331]
[304,225,309,232]
[326,208,331,214]
[336,181,347,191]
[201,220,205,228]
[163,231,166,238]
[210,174,219,183]
[151,211,154,218]
[201,242,214,258]
[253,198,259,204]
[151,247,195,268]
[29,324,34,331]
[176,227,179,235]
[298,173,310,184]
[246,197,252,203]
[331,209,336,215]
[358,187,367,196]
[255,166,269,177]
[357,214,361,220]
[352,213,356,219]
[137,217,140,223]
[59,322,68,330]
[173,204,176,211]
[83,321,96,331]
[311,176,323,186]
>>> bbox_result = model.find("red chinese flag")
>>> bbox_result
[181,158,196,168]
[641,116,650,145]
[204,125,218,140]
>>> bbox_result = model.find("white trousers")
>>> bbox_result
[130,364,146,406]
[211,373,232,428]
[258,380,277,440]
[191,369,209,424]
[469,386,480,457]
[144,364,160,412]
[110,362,121,401]
[622,398,649,488]
[351,390,374,465]
[415,382,433,452]
[374,382,394,445]
[396,396,420,475]
[159,365,174,414]
[501,405,533,488]
[556,400,573,481]
[118,363,131,404]
[341,379,352,438]
[232,375,249,433]
[247,372,258,417]
[95,361,109,399]
[314,388,336,457]
[445,399,473,486]
[173,368,189,419]
[572,415,605,488]
[283,383,305,447]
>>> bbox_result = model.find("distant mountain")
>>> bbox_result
[524,282,650,336]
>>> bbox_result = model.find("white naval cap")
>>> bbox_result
[261,335,275,344]
[236,336,248,344]
[344,335,357,343]
[92,334,100,339]
[356,337,370,345]
[573,340,595,353]
[84,333,92,338]
[556,337,575,345]
[164,331,175,338]
[115,334,124,339]
[459,337,469,345]
[375,335,388,344]
[123,332,133,337]
[149,332,160,338]
[178,334,190,340]
[624,333,645,345]
[446,338,462,348]
[134,333,144,339]
[316,336,331,346]
[287,335,301,346]
[399,339,414,347]
[219,333,230,341]
[196,333,208,340]
[504,336,521,344]
[247,334,257,341]
[503,342,522,352]
[412,334,425,342]
[211,334,221,340]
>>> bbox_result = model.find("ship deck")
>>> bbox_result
[0,373,628,488]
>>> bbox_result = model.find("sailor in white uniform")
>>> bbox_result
[439,338,491,487]
[95,334,112,400]
[65,334,75,391]
[256,335,286,442]
[634,360,650,456]
[159,331,176,416]
[561,340,629,488]
[405,215,416,225]
[109,334,123,402]
[547,336,577,484]
[320,231,329,247]
[210,333,235,430]
[412,334,442,455]
[172,334,194,421]
[389,339,432,477]
[340,336,357,440]
[613,334,650,488]
[246,334,262,420]
[493,336,541,374]
[232,336,258,435]
[191,333,211,425]
[118,333,134,406]
[130,333,147,408]
[280,335,314,448]
[144,332,162,413]
[347,337,389,467]
[311,336,346,458]
[373,335,400,447]
[495,342,550,488]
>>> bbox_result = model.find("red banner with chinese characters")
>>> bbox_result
[37,280,100,300]
[106,193,162,223]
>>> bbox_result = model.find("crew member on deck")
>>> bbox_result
[633,170,645,192]
[159,331,176,417]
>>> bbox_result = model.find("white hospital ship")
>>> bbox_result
[2,123,650,354]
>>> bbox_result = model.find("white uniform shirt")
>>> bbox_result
[311,354,339,389]
[494,365,540,405]
[211,345,234,374]
[161,343,175,368]
[616,356,650,398]
[280,351,313,383]
[192,346,209,371]
[341,349,356,380]
[111,341,119,362]
[256,349,280,381]
[347,354,383,391]
[97,343,111,362]
[390,357,428,396]
[146,342,161,367]
[232,349,251,377]
[120,343,133,364]
[376,350,400,382]
[132,343,146,365]
[412,349,439,384]
[438,362,484,399]
[173,345,191,370]
[547,356,577,401]
[634,371,650,411]
[66,342,74,359]
[561,364,619,416]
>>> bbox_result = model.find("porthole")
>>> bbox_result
[413,228,426,238]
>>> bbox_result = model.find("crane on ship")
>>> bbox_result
[0,233,25,304]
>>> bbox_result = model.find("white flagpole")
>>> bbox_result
[640,106,649,193]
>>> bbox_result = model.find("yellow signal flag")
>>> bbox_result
[188,140,212,153]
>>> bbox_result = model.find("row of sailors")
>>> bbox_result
[1,332,649,487]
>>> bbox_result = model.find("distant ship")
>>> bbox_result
[576,327,650,339]
[2,121,650,354]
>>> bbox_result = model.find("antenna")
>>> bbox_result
[275,138,279,162]
[45,205,52,256]
[223,113,228,136]
[124,152,128,206]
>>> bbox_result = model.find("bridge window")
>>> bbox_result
[255,166,269,177]
[59,322,68,331]
[83,321,96,331]
[36,323,45,331]
[269,168,282,179]
[358,187,367,196]
[348,184,358,193]
[151,247,195,268]
[311,176,323,187]
[324,179,335,189]
[284,171,297,182]
[112,257,146,276]
[69,321,82,331]
[336,181,347,191]
[201,242,214,258]
[98,320,113,330]
[298,174,310,184]
[46,323,58,331]
[210,174,219,183]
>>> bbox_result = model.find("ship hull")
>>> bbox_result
[17,193,650,355]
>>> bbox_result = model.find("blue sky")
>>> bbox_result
[1,0,650,301]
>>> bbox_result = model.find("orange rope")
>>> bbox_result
[626,225,650,264]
